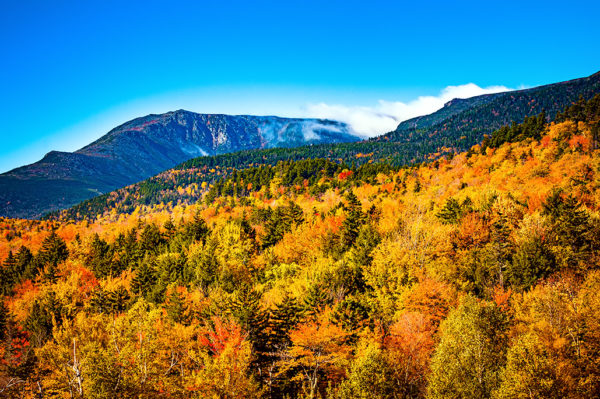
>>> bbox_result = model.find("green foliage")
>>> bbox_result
[347,225,381,268]
[383,72,600,153]
[556,93,600,124]
[165,289,189,324]
[10,93,600,397]
[339,192,364,251]
[131,257,159,301]
[182,212,210,243]
[38,230,69,266]
[481,112,547,150]
[335,343,396,399]
[139,223,166,255]
[91,287,131,314]
[86,234,115,278]
[25,291,64,346]
[262,201,304,249]
[428,296,509,399]
[304,281,332,318]
[508,236,556,290]
[542,190,593,268]
[331,295,372,334]
[0,251,17,295]
[269,292,304,350]
[437,198,469,224]
[0,301,8,341]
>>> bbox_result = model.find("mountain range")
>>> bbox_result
[376,70,600,146]
[0,113,357,218]
[3,70,600,220]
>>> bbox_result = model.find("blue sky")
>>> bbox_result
[1,0,599,172]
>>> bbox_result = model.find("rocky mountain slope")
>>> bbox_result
[0,111,357,218]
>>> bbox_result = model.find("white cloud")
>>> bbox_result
[304,83,514,137]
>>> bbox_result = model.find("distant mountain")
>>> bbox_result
[6,71,600,220]
[52,71,600,222]
[0,111,358,218]
[376,70,600,146]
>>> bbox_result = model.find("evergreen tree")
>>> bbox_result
[228,286,269,351]
[25,291,63,346]
[437,198,465,224]
[139,223,165,255]
[87,233,115,278]
[163,217,176,240]
[107,286,130,313]
[156,252,189,286]
[190,240,219,290]
[303,282,331,319]
[340,192,363,250]
[90,289,110,314]
[1,251,16,295]
[269,292,304,350]
[262,201,305,249]
[15,245,35,281]
[166,289,189,324]
[38,230,68,266]
[0,300,8,341]
[509,236,556,290]
[347,225,381,268]
[131,258,158,300]
[183,212,210,243]
[542,190,592,268]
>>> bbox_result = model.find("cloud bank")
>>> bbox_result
[304,83,514,137]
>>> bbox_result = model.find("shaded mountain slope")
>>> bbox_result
[0,111,357,218]
[378,70,600,147]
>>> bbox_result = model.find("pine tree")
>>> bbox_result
[303,282,331,319]
[90,289,110,314]
[25,292,63,346]
[542,190,592,268]
[131,258,158,300]
[340,192,363,250]
[0,300,8,341]
[228,286,269,357]
[87,233,114,278]
[163,218,176,240]
[38,230,68,266]
[347,225,381,268]
[183,212,210,243]
[113,228,141,270]
[15,245,35,281]
[107,286,130,313]
[437,198,464,224]
[166,289,189,324]
[269,292,304,350]
[1,251,16,295]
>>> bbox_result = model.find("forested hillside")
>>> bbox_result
[0,112,357,219]
[1,95,600,397]
[49,72,600,223]
[380,70,600,147]
[5,71,599,221]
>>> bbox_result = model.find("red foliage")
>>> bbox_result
[199,317,247,356]
[338,170,353,181]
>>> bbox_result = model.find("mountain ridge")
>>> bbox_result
[379,70,600,144]
[0,111,358,219]
[4,70,600,220]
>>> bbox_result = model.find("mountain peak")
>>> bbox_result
[0,113,358,218]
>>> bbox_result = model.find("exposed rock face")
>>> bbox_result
[0,111,358,218]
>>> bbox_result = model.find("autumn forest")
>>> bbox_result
[1,94,600,398]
